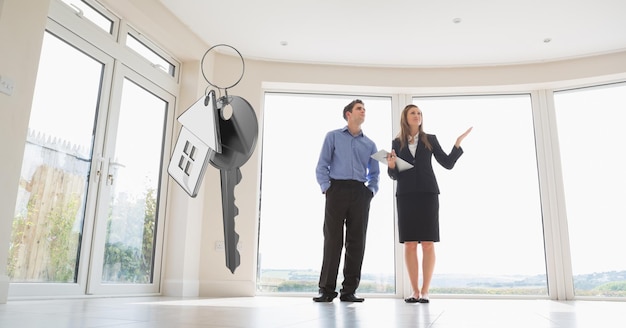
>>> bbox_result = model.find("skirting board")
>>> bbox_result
[200,280,256,297]
[161,278,201,297]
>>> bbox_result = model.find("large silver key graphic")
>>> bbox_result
[209,95,258,273]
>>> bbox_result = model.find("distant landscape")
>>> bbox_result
[258,269,626,297]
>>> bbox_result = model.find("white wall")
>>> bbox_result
[2,0,626,303]
[0,0,51,303]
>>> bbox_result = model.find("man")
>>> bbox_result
[313,99,380,302]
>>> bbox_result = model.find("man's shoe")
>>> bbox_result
[340,294,364,302]
[313,292,337,302]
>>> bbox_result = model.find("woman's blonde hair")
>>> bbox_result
[396,104,432,151]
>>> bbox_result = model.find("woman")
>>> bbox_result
[387,104,472,303]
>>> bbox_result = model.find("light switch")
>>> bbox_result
[0,75,15,96]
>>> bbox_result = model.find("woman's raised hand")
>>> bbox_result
[455,127,473,148]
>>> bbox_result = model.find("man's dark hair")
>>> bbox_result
[343,99,364,120]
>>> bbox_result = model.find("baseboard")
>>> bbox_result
[161,278,200,297]
[199,280,256,297]
[0,274,9,304]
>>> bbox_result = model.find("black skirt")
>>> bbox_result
[396,192,439,243]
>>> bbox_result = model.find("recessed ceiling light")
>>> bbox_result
[280,41,288,46]
[453,18,462,24]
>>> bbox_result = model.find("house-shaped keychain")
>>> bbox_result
[167,90,221,197]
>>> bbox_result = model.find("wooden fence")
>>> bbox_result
[9,129,89,282]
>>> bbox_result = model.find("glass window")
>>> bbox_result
[126,32,177,77]
[257,93,395,294]
[554,83,626,298]
[59,0,114,34]
[411,95,548,296]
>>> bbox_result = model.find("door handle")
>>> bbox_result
[106,158,125,186]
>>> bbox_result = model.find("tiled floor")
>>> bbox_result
[1,296,625,328]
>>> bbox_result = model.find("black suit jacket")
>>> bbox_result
[388,134,463,195]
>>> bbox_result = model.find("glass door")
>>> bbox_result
[8,28,113,297]
[9,22,174,297]
[86,64,174,295]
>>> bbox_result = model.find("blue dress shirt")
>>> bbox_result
[315,126,380,194]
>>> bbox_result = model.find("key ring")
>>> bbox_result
[201,44,245,97]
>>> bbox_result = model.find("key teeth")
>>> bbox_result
[220,168,243,274]
[226,232,241,274]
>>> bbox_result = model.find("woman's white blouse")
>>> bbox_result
[408,135,418,157]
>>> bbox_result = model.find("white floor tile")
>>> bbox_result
[1,296,625,327]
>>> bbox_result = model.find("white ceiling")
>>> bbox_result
[158,0,626,68]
